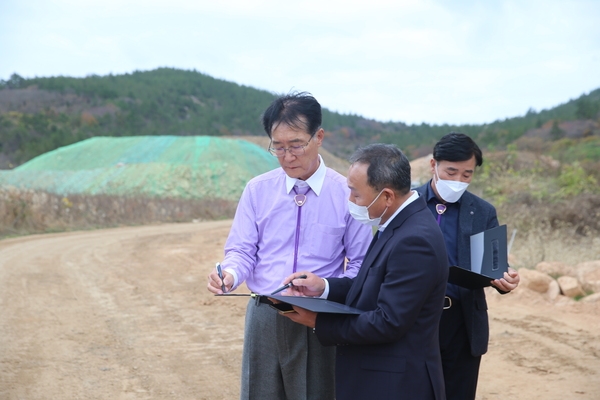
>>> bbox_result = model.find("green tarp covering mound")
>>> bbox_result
[0,136,280,200]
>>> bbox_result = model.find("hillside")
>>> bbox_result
[0,134,354,237]
[1,69,599,169]
[0,136,279,200]
[0,134,351,199]
[1,69,599,248]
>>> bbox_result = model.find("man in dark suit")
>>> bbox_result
[278,143,448,400]
[415,132,520,400]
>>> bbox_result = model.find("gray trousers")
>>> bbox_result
[240,298,336,400]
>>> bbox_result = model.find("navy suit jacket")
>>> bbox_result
[315,195,448,400]
[416,183,499,356]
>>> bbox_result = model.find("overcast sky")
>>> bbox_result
[1,0,599,125]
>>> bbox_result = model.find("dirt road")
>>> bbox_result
[0,221,598,399]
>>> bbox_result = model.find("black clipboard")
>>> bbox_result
[448,266,497,289]
[269,295,364,314]
[215,293,363,314]
[448,225,509,289]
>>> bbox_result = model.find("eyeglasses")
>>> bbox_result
[268,136,313,158]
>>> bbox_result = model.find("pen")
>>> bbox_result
[216,262,226,293]
[270,274,307,296]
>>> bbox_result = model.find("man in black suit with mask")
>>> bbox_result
[415,132,520,400]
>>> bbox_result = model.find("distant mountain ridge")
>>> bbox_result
[1,68,599,169]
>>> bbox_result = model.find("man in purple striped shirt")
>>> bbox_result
[207,92,372,400]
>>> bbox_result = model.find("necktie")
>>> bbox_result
[366,230,380,254]
[436,203,447,225]
[292,186,311,273]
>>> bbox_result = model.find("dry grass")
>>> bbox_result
[3,184,598,268]
[0,186,236,238]
[470,150,600,268]
[495,198,600,268]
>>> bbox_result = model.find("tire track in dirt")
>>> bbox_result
[496,315,597,375]
[0,222,246,399]
[478,290,600,400]
[1,223,599,400]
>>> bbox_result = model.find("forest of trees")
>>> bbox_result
[1,68,599,169]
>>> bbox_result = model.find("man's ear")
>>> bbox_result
[315,128,325,147]
[429,158,436,175]
[383,188,396,206]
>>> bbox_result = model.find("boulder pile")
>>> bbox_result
[518,260,600,303]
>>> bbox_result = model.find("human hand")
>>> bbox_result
[491,267,520,292]
[280,306,318,329]
[207,266,233,294]
[279,271,325,297]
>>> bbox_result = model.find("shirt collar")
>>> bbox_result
[285,154,326,196]
[379,190,419,232]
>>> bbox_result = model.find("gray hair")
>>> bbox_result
[349,143,411,194]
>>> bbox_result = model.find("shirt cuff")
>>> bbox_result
[224,268,239,289]
[319,278,330,299]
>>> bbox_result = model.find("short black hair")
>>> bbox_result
[433,132,483,167]
[349,143,411,195]
[262,92,322,138]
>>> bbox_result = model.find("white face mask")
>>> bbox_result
[348,189,388,226]
[434,164,469,203]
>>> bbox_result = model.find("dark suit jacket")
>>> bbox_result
[416,183,499,356]
[315,195,448,400]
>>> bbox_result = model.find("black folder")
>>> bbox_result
[448,266,498,289]
[269,295,364,314]
[448,225,509,289]
[216,293,363,314]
